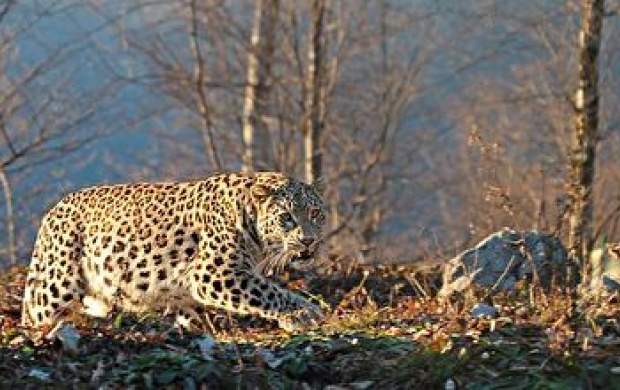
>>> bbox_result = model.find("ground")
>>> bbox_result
[1,265,620,389]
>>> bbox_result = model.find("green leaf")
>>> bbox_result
[155,369,178,385]
[284,357,308,378]
[113,313,124,329]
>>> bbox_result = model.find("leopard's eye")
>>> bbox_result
[309,208,321,220]
[280,213,296,230]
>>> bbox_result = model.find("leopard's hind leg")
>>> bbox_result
[22,216,85,328]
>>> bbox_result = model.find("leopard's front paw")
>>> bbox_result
[278,301,324,332]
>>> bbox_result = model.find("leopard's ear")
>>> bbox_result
[251,184,272,202]
[311,177,325,195]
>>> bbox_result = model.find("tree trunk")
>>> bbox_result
[189,0,222,170]
[242,0,279,173]
[568,0,604,281]
[304,0,326,184]
[0,168,16,265]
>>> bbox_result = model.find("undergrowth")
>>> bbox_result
[1,265,619,389]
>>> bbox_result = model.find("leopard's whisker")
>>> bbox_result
[253,255,272,275]
[254,245,285,276]
[274,251,291,275]
[276,251,291,274]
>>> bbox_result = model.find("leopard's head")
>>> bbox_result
[252,178,326,275]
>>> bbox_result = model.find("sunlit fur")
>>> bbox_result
[22,171,326,331]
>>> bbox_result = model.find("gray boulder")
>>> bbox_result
[588,244,620,294]
[440,228,568,297]
[470,303,498,318]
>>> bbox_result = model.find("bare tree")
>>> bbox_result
[189,0,222,170]
[242,0,279,172]
[0,1,119,265]
[568,0,604,278]
[303,0,326,184]
[434,1,620,266]
[102,1,541,264]
[0,167,15,265]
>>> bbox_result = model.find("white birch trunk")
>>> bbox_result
[568,0,604,282]
[242,0,279,173]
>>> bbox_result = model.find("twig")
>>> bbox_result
[0,0,15,25]
[484,254,518,300]
[404,272,429,299]
[227,312,244,370]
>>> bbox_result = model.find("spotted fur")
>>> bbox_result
[21,172,326,331]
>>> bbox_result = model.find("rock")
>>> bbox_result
[588,244,620,294]
[46,323,80,354]
[440,228,568,297]
[56,325,81,354]
[350,381,374,390]
[28,368,51,381]
[471,303,498,318]
[325,384,373,390]
[192,336,217,361]
[602,275,620,291]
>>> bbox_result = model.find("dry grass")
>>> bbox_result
[1,265,619,389]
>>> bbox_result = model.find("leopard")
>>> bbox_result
[21,171,327,332]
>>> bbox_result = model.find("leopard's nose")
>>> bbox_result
[300,237,315,247]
